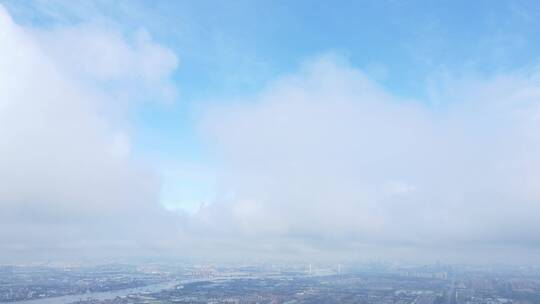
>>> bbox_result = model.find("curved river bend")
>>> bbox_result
[12,280,187,304]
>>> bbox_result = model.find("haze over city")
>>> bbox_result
[2,0,540,266]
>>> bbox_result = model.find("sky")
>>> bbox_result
[2,0,540,264]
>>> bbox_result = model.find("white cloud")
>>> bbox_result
[0,5,179,262]
[31,25,178,103]
[188,54,540,262]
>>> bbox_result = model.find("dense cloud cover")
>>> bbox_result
[2,4,540,264]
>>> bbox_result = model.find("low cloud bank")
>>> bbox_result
[190,55,540,262]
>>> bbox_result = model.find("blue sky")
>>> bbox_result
[3,0,540,208]
[8,0,537,213]
[3,0,540,261]
[8,0,540,96]
[150,0,538,213]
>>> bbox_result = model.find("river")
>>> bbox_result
[11,280,189,304]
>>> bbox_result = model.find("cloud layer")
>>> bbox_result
[3,3,540,264]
